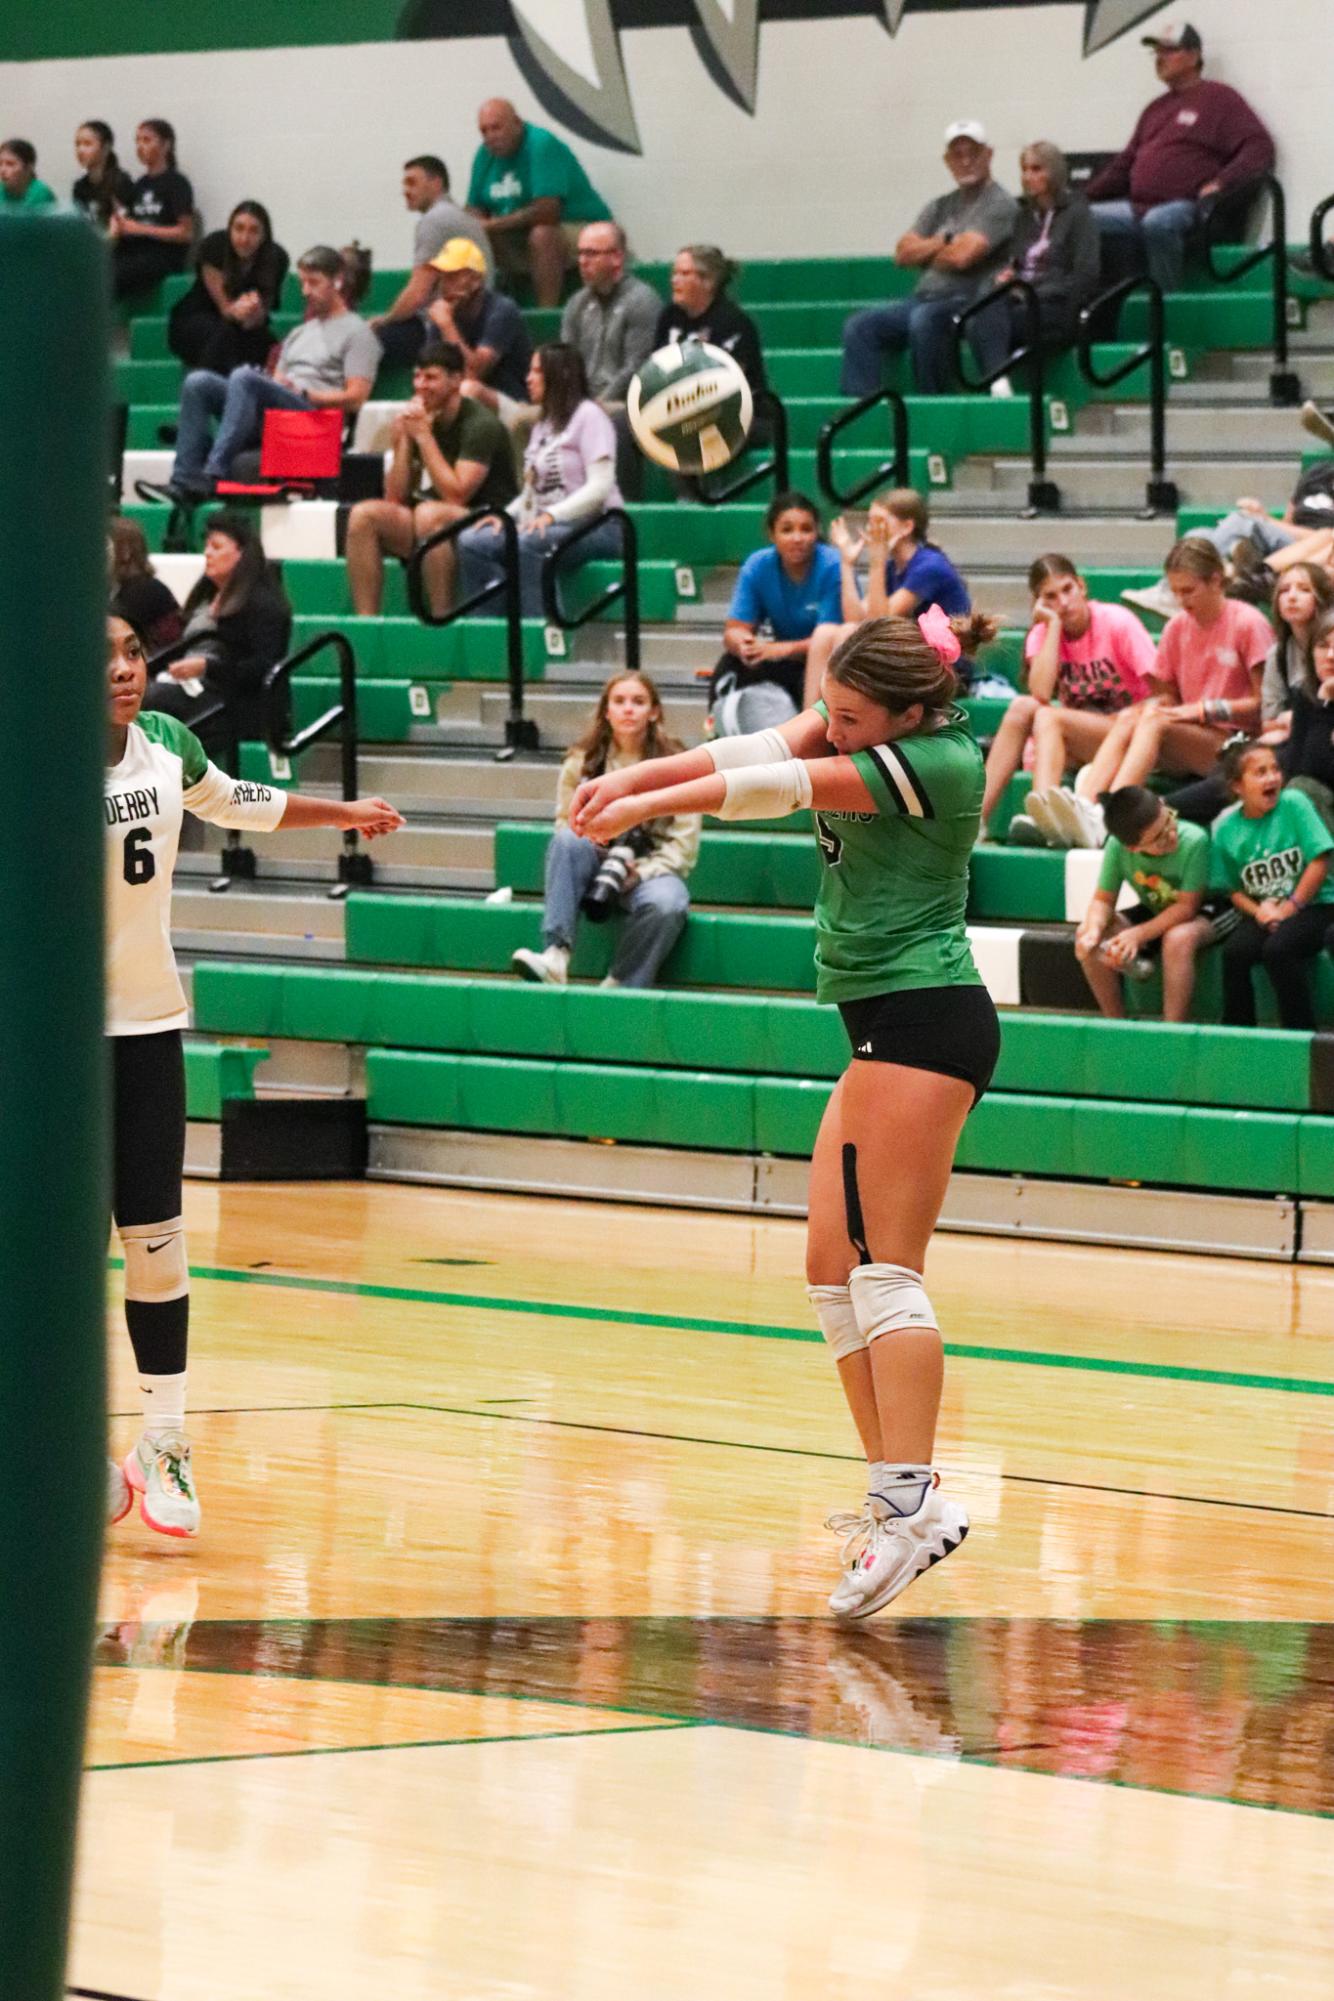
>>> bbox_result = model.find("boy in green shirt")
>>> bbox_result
[467,98,611,306]
[1212,741,1334,1027]
[1075,785,1231,1020]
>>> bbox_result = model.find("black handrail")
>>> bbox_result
[1310,193,1334,286]
[1203,174,1300,406]
[264,629,370,892]
[542,508,640,675]
[405,505,534,753]
[109,402,128,509]
[816,389,910,508]
[693,388,790,506]
[1077,276,1177,517]
[952,279,1059,515]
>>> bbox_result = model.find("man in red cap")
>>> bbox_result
[1086,22,1273,294]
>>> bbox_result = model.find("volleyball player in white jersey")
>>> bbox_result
[104,612,403,1536]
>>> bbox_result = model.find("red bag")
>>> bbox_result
[258,407,343,480]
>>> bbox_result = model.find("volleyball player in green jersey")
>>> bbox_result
[574,607,1000,1618]
[104,612,403,1537]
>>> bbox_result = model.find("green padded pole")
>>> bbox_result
[0,213,109,1998]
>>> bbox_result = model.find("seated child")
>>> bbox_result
[1212,739,1334,1029]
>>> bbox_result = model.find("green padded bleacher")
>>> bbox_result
[278,556,679,623]
[183,1040,267,1120]
[284,614,547,680]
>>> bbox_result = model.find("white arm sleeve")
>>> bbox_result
[704,728,794,771]
[714,761,814,821]
[183,763,288,832]
[547,457,616,525]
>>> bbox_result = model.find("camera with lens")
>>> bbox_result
[581,825,653,922]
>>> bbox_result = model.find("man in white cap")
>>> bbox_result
[1086,22,1273,295]
[841,121,1018,397]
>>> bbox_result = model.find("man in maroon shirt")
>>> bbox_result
[1086,21,1274,295]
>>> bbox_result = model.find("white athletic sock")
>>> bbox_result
[140,1372,188,1440]
[870,1463,933,1518]
[867,1459,888,1501]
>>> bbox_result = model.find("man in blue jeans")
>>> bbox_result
[840,121,1018,399]
[1085,22,1273,297]
[169,246,381,499]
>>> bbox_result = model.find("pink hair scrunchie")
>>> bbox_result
[917,604,962,664]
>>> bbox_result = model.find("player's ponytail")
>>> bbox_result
[828,611,999,718]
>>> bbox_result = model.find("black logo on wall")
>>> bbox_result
[399,2,1171,152]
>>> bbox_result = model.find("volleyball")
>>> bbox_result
[626,340,754,474]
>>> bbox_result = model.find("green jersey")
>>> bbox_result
[1097,819,1208,913]
[467,124,611,223]
[106,711,285,1035]
[1211,790,1334,905]
[811,706,984,1003]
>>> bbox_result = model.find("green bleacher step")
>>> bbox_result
[285,614,547,680]
[183,1040,268,1120]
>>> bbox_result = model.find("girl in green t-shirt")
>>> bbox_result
[571,608,998,1623]
[1213,740,1334,1028]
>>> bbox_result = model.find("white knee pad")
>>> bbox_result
[849,1262,937,1342]
[807,1282,865,1361]
[120,1218,189,1303]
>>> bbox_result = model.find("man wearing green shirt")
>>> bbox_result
[466,98,611,307]
[0,139,56,209]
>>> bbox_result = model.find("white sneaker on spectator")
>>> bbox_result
[1072,793,1106,848]
[1122,580,1177,621]
[1299,401,1334,450]
[599,975,620,988]
[512,945,569,985]
[990,374,1015,399]
[1024,788,1073,848]
[1044,787,1103,848]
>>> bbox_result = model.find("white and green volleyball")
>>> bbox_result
[626,340,754,474]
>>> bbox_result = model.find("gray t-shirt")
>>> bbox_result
[912,181,1018,301]
[413,196,493,278]
[279,311,382,396]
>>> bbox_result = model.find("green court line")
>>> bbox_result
[87,1717,694,1776]
[107,1258,1334,1401]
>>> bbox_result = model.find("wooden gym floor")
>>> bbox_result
[76,1180,1334,2000]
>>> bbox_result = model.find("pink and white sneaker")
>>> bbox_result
[106,1455,132,1526]
[124,1433,201,1539]
[833,1484,969,1621]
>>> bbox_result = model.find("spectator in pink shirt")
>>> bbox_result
[1086,22,1274,295]
[456,343,623,617]
[1072,539,1272,834]
[982,554,1157,845]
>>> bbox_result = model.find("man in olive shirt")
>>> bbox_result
[841,119,1018,396]
[467,97,611,306]
[345,341,517,615]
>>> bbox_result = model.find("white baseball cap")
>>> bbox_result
[1142,20,1202,52]
[944,119,988,147]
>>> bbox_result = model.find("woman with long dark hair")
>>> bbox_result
[167,200,290,374]
[456,341,623,616]
[72,120,134,227]
[110,119,194,298]
[141,511,291,749]
[512,669,699,988]
[103,610,401,1536]
[573,605,999,1619]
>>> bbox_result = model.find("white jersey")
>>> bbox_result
[105,712,286,1035]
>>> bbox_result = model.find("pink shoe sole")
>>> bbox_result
[122,1448,198,1539]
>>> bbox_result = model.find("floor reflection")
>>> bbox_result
[95,1614,1334,1816]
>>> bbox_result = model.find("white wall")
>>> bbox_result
[2,0,1329,267]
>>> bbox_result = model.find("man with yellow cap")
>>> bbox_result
[425,236,533,430]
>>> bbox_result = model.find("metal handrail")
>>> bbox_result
[952,279,1059,516]
[542,508,640,675]
[109,402,128,509]
[264,629,370,892]
[133,480,196,552]
[1077,275,1177,517]
[1310,193,1334,286]
[816,389,910,508]
[693,388,790,506]
[142,634,255,888]
[405,506,533,753]
[1203,174,1300,406]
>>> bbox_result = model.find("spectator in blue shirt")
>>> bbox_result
[802,486,972,704]
[708,492,842,733]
